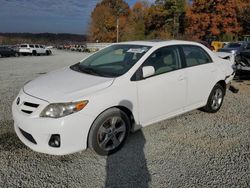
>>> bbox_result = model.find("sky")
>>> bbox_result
[0,0,153,34]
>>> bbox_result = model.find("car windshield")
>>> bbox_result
[70,44,151,77]
[224,43,241,48]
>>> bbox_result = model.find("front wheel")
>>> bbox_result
[202,84,225,113]
[88,108,130,155]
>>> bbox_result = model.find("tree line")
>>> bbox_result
[89,0,250,42]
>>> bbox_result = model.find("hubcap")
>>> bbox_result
[211,88,223,110]
[97,116,126,151]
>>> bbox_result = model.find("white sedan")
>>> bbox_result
[12,41,234,155]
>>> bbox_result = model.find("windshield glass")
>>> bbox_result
[70,44,151,77]
[224,43,241,48]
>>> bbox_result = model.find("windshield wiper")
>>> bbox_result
[71,63,115,77]
[70,63,100,76]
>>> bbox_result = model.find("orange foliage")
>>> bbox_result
[186,0,244,40]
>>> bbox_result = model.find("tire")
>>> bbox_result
[202,83,225,113]
[14,52,19,57]
[32,50,37,56]
[0,54,2,58]
[88,108,130,155]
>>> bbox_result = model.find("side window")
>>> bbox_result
[182,45,212,67]
[142,46,181,76]
[35,45,39,48]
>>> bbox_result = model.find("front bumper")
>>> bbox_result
[12,90,94,155]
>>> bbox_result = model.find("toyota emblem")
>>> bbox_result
[16,97,20,105]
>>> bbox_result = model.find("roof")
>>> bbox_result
[118,40,202,48]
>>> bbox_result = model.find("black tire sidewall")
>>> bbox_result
[88,108,130,156]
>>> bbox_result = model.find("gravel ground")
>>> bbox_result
[0,50,249,187]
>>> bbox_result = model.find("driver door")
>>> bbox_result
[136,46,187,126]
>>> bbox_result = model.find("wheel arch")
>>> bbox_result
[86,105,135,148]
[216,80,226,93]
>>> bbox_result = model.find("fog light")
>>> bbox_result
[49,134,61,148]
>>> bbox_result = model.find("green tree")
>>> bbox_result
[156,0,186,38]
[238,4,250,34]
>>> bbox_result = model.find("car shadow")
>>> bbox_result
[105,130,151,188]
[105,100,151,187]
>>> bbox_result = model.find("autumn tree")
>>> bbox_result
[122,2,147,41]
[89,0,129,42]
[186,0,242,40]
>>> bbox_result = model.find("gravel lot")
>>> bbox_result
[0,50,249,187]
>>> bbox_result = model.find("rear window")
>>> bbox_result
[21,45,27,48]
[182,45,212,67]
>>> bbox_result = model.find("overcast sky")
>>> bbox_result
[0,0,154,34]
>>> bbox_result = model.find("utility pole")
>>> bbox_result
[116,17,119,43]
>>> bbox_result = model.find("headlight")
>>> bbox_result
[40,100,88,118]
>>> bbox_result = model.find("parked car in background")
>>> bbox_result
[76,45,87,52]
[0,46,19,57]
[12,40,234,156]
[19,44,51,56]
[218,41,250,77]
[218,41,250,55]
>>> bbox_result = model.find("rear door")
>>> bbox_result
[136,46,187,125]
[181,45,218,109]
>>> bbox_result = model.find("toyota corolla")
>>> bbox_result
[12,41,234,155]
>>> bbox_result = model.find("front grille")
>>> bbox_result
[21,110,32,114]
[20,101,40,115]
[19,128,37,144]
[23,102,39,108]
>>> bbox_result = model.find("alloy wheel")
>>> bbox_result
[211,88,223,110]
[97,116,126,151]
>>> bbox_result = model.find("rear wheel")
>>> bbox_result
[202,84,225,113]
[88,108,130,155]
[32,50,37,56]
[46,50,50,55]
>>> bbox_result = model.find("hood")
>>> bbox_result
[23,67,114,102]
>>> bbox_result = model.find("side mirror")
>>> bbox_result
[142,66,155,78]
